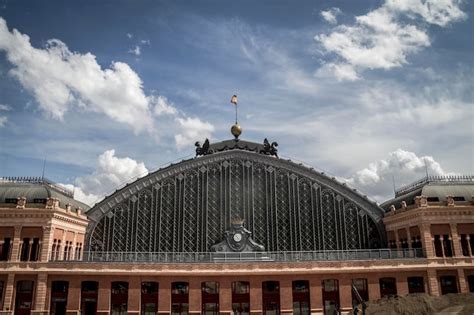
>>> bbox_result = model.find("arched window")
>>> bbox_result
[51,281,69,315]
[81,281,98,315]
[232,281,250,315]
[292,280,310,315]
[262,281,280,315]
[111,282,128,315]
[141,282,158,315]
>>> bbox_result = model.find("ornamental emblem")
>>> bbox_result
[210,217,265,252]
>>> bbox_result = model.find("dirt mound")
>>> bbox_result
[352,293,474,315]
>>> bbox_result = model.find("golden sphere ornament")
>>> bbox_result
[231,124,242,139]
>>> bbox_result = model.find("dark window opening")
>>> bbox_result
[293,280,310,315]
[171,282,189,315]
[379,278,397,298]
[141,282,158,315]
[51,281,69,315]
[262,281,280,315]
[5,198,17,203]
[427,197,439,202]
[453,196,465,201]
[111,282,128,315]
[33,199,47,204]
[20,238,30,261]
[322,279,339,315]
[440,276,458,295]
[81,281,98,315]
[407,277,425,294]
[202,282,219,315]
[0,238,11,261]
[232,281,250,315]
[15,280,34,315]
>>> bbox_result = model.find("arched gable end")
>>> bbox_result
[87,150,386,253]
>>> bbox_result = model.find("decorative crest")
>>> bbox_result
[260,138,279,158]
[195,138,214,157]
[231,216,244,225]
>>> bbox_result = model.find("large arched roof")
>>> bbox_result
[86,139,386,253]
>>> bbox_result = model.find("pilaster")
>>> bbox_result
[66,278,81,315]
[127,277,140,314]
[10,226,22,262]
[40,226,54,262]
[188,279,201,314]
[279,279,293,314]
[96,278,110,315]
[218,279,232,315]
[249,279,262,315]
[1,273,15,313]
[32,273,48,315]
[450,224,462,257]
[419,224,434,257]
[457,269,468,293]
[427,269,440,296]
[339,277,353,313]
[157,279,171,314]
[309,278,323,314]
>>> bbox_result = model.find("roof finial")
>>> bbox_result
[230,94,242,140]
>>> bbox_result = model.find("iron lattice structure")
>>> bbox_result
[87,147,386,256]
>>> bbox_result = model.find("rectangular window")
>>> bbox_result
[407,277,425,294]
[202,282,219,315]
[20,238,30,261]
[262,281,280,315]
[51,281,69,315]
[232,282,250,315]
[0,238,11,261]
[141,282,158,315]
[81,281,98,315]
[171,282,189,315]
[379,278,397,298]
[293,281,310,315]
[111,282,128,315]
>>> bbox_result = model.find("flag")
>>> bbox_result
[230,95,238,105]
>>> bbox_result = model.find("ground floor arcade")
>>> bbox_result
[0,266,473,315]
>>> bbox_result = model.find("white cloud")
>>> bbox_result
[60,183,101,208]
[153,95,177,116]
[175,117,215,150]
[385,0,467,27]
[76,149,148,196]
[129,45,141,56]
[0,104,11,111]
[0,18,212,147]
[0,18,163,134]
[316,0,466,80]
[0,116,6,127]
[140,39,150,45]
[321,7,341,24]
[345,149,446,202]
[126,33,133,39]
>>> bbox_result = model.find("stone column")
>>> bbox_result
[427,269,439,296]
[1,273,15,314]
[394,230,400,250]
[466,235,472,257]
[127,277,141,315]
[279,279,293,315]
[66,278,81,315]
[32,273,48,315]
[61,231,67,261]
[10,226,22,262]
[71,233,78,260]
[406,227,412,249]
[309,278,323,314]
[40,226,53,262]
[218,279,232,315]
[157,279,171,314]
[249,279,262,315]
[439,236,446,257]
[457,269,468,293]
[96,278,110,315]
[419,224,434,257]
[450,224,462,257]
[188,279,201,314]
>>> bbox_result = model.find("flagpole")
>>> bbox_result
[235,103,238,124]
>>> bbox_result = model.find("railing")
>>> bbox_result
[0,176,74,197]
[52,248,425,263]
[395,175,474,197]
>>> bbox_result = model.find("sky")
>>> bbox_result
[0,0,473,206]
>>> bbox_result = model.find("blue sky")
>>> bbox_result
[0,0,473,205]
